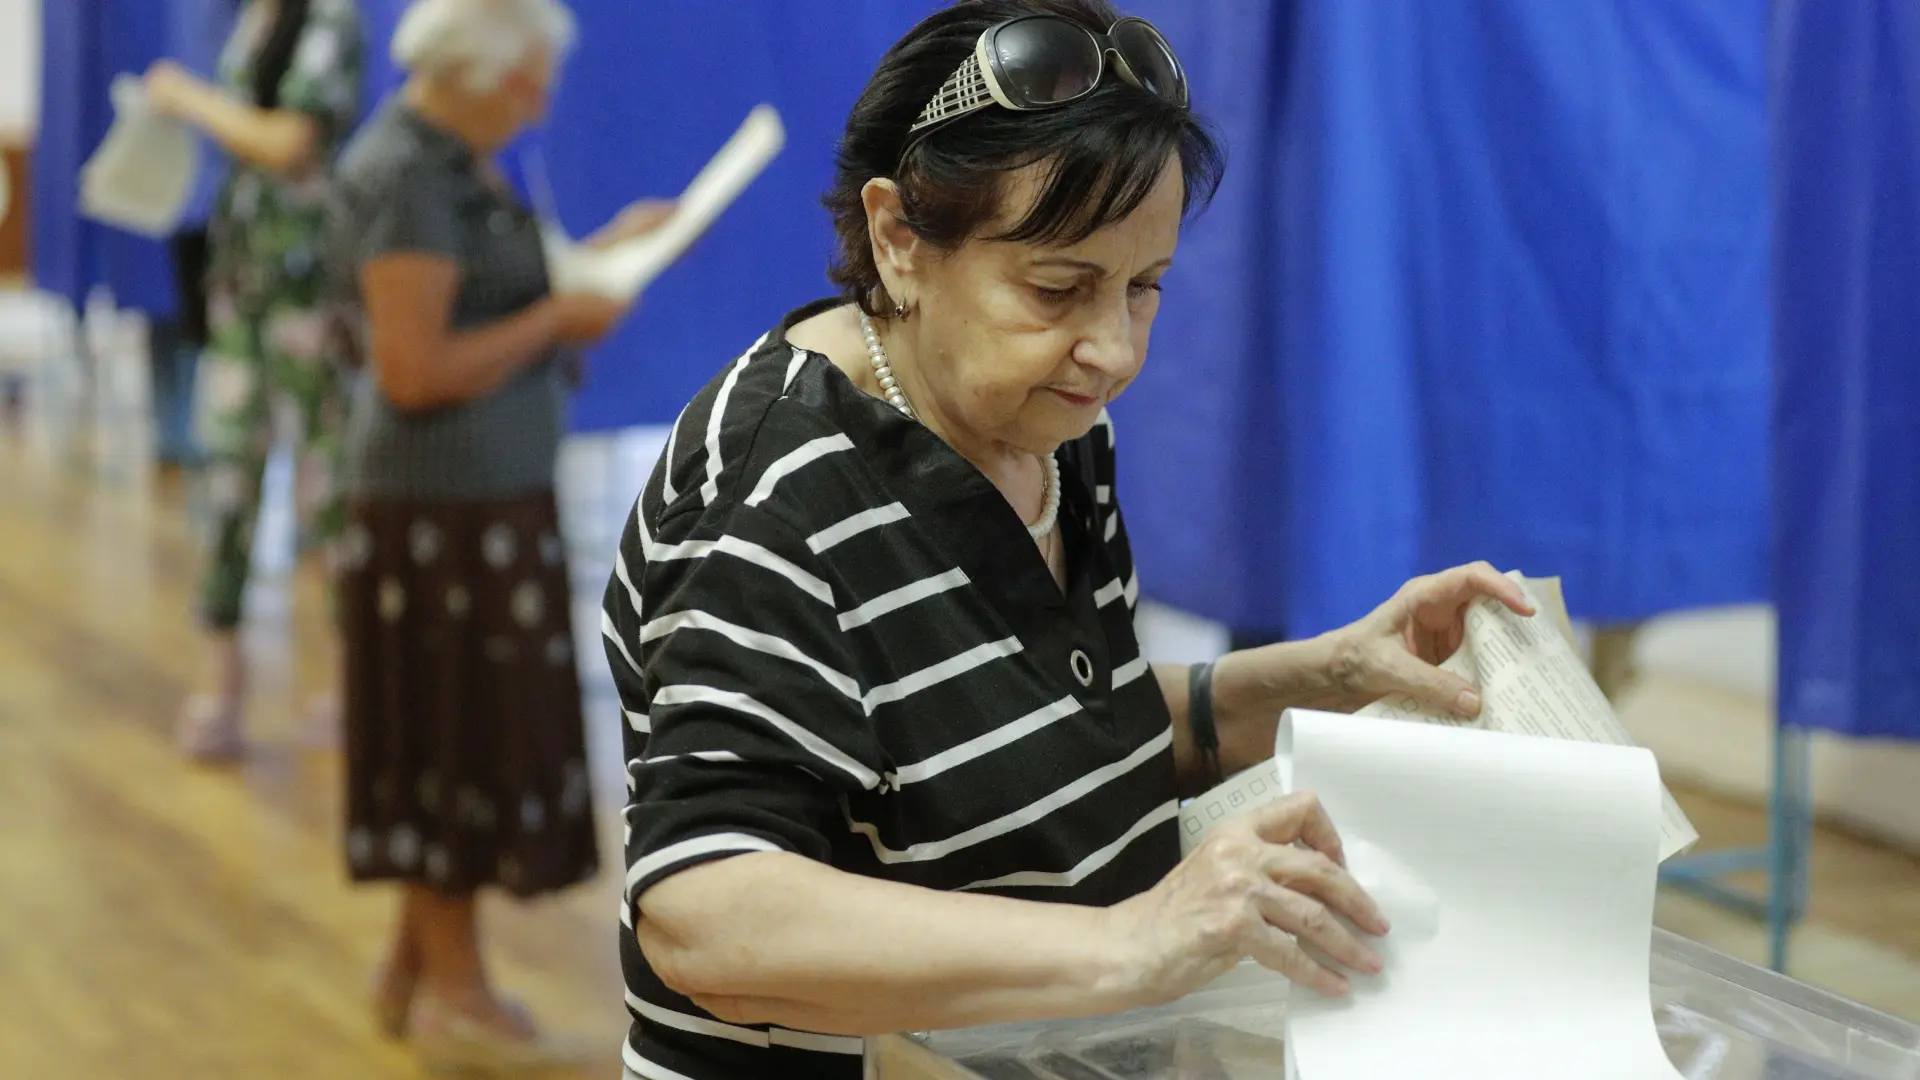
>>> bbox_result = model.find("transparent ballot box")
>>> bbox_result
[869,929,1920,1080]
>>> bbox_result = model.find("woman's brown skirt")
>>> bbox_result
[338,492,598,898]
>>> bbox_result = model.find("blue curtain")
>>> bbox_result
[33,0,115,311]
[1770,0,1920,740]
[1111,0,1772,635]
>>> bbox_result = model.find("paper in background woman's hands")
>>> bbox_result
[542,104,785,305]
[79,75,200,238]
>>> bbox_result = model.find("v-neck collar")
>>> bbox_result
[770,300,1104,631]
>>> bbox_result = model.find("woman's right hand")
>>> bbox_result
[1104,792,1390,1004]
[143,60,201,120]
[549,292,632,346]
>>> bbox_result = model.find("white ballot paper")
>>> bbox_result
[542,104,785,303]
[79,76,199,238]
[1179,573,1699,862]
[1274,709,1684,1080]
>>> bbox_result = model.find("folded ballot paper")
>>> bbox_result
[1273,708,1688,1080]
[1178,573,1699,863]
[541,104,785,304]
[80,75,200,239]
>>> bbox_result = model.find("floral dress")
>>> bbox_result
[195,0,362,630]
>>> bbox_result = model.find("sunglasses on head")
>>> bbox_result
[903,14,1189,156]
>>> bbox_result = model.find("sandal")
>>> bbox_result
[371,964,419,1039]
[176,694,245,763]
[410,994,588,1074]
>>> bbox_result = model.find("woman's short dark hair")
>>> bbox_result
[825,0,1225,315]
[249,0,313,110]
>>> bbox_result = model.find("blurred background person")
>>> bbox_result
[327,0,672,1064]
[142,0,365,761]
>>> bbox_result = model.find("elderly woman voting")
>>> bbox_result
[607,2,1532,1078]
[327,0,673,1067]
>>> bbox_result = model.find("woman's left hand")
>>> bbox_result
[1326,562,1535,718]
[588,199,678,250]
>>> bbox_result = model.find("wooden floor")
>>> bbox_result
[2,407,1919,1078]
[0,426,630,1078]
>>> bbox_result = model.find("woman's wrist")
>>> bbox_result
[964,897,1161,1020]
[531,296,564,344]
[1084,902,1172,1014]
[1204,634,1360,775]
[1222,632,1369,716]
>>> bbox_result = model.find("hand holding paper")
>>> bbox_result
[1179,573,1699,862]
[587,199,678,250]
[550,292,632,347]
[78,75,200,238]
[1329,561,1536,718]
[1275,709,1685,1080]
[1353,574,1699,860]
[544,105,785,304]
[1104,791,1389,1005]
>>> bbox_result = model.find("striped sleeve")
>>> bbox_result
[605,494,884,913]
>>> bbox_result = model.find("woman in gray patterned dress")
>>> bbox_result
[327,0,673,1066]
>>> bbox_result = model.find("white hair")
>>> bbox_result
[391,0,577,91]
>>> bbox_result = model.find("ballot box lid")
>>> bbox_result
[883,929,1920,1080]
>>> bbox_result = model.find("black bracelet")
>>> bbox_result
[1188,661,1224,787]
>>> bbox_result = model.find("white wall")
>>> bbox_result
[0,0,41,138]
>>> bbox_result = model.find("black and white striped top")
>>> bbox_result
[603,299,1181,1080]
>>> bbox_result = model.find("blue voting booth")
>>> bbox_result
[1771,0,1920,745]
[32,0,1920,971]
[1113,1,1773,640]
[1729,0,1920,970]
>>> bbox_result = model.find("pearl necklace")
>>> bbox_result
[861,312,1062,540]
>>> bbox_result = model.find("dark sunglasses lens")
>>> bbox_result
[1112,20,1185,103]
[992,18,1103,106]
